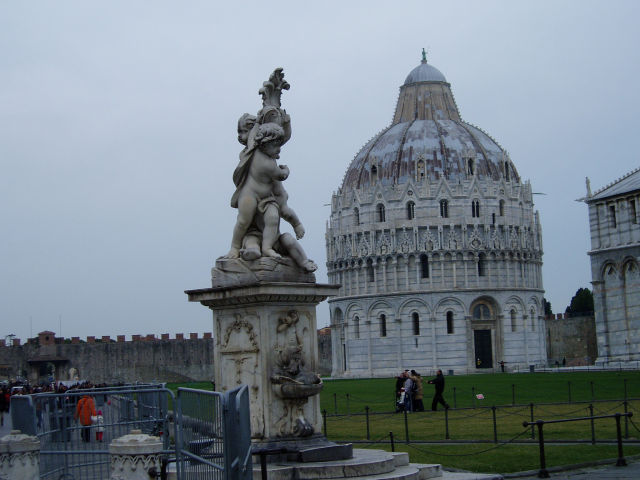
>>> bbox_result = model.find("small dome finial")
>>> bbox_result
[421,48,427,64]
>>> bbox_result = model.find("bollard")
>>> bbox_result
[472,386,476,408]
[615,413,627,467]
[492,406,498,444]
[403,409,410,443]
[589,404,595,445]
[389,431,395,452]
[624,401,629,439]
[322,410,328,437]
[0,430,40,480]
[365,406,370,440]
[536,421,549,478]
[530,403,535,439]
[444,407,450,440]
[346,393,350,417]
[109,429,163,480]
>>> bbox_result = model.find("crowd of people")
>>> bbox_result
[0,380,114,438]
[395,369,450,412]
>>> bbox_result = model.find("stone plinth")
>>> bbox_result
[187,257,347,460]
[109,429,162,480]
[0,430,40,480]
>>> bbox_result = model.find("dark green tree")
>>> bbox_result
[543,298,553,315]
[565,287,594,315]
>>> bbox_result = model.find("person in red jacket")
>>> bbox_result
[75,393,96,442]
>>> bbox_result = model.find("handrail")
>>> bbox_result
[522,412,633,478]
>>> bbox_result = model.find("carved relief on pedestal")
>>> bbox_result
[219,315,263,437]
[110,454,161,480]
[270,310,322,437]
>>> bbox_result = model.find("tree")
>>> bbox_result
[543,298,553,316]
[565,288,594,316]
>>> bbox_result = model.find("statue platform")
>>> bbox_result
[186,260,347,462]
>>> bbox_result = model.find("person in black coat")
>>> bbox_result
[427,369,450,411]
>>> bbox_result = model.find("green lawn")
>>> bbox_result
[167,372,640,474]
[320,371,640,413]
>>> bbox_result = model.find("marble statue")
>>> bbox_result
[225,68,317,273]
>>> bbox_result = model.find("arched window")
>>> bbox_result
[366,258,375,282]
[472,200,480,218]
[609,204,617,229]
[420,254,429,278]
[499,200,505,216]
[417,160,425,180]
[504,162,510,182]
[630,199,637,224]
[354,316,360,339]
[446,311,454,334]
[467,158,474,175]
[530,309,536,331]
[510,309,517,332]
[473,304,491,320]
[477,253,487,277]
[353,207,360,225]
[371,165,378,184]
[407,201,415,220]
[334,308,343,326]
[380,314,387,337]
[377,203,386,222]
[440,199,449,218]
[412,312,420,336]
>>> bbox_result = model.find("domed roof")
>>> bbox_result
[404,61,447,84]
[340,54,518,191]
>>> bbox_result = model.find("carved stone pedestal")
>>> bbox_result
[109,429,162,480]
[186,257,350,461]
[0,430,40,480]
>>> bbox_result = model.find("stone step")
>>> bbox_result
[411,463,442,479]
[391,452,410,467]
[333,464,421,480]
[441,471,503,480]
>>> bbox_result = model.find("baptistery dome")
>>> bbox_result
[326,53,546,378]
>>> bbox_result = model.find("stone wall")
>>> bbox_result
[0,333,215,384]
[545,314,597,366]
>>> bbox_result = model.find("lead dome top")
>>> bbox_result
[404,58,447,84]
[339,53,519,192]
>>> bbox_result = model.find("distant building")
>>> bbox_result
[582,168,640,364]
[325,53,546,377]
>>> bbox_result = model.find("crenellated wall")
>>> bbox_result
[0,332,215,384]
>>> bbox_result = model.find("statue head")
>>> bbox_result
[237,113,257,146]
[255,122,285,159]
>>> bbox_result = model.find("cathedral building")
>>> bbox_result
[325,52,546,377]
[583,168,640,364]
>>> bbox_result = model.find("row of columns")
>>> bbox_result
[0,429,163,480]
[331,255,543,296]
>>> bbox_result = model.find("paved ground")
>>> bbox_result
[506,458,640,480]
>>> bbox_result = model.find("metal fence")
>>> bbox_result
[11,384,251,480]
[176,386,251,480]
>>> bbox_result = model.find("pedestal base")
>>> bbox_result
[252,434,352,463]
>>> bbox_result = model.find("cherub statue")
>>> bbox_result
[224,69,317,272]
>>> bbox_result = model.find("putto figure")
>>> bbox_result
[226,68,317,272]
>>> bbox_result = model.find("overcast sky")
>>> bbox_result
[2,1,639,342]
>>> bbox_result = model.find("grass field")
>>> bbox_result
[167,371,640,473]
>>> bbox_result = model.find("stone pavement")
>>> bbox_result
[507,458,640,480]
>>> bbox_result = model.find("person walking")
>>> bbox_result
[75,393,96,443]
[403,371,414,412]
[410,370,424,411]
[427,369,450,411]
